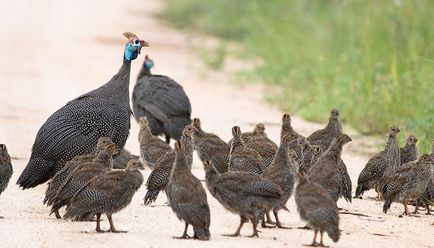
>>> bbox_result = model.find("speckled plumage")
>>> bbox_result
[0,145,13,196]
[244,124,278,169]
[228,126,262,175]
[113,149,142,169]
[132,55,191,144]
[307,109,342,149]
[17,33,147,189]
[295,172,340,246]
[399,135,418,166]
[64,159,143,232]
[228,123,268,146]
[297,137,326,173]
[281,114,305,154]
[167,141,210,240]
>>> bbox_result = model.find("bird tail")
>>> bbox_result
[144,189,160,206]
[383,200,392,213]
[193,226,211,241]
[17,156,56,189]
[354,184,365,198]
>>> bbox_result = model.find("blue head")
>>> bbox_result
[123,32,149,61]
[143,55,154,70]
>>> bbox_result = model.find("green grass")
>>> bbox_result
[160,0,434,152]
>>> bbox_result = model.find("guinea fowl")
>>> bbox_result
[297,137,326,173]
[415,139,434,214]
[138,116,172,169]
[50,143,117,218]
[261,132,297,228]
[307,108,342,149]
[355,126,401,199]
[132,55,192,144]
[203,160,282,238]
[112,149,142,169]
[244,124,278,169]
[0,144,13,197]
[382,154,433,215]
[64,159,143,233]
[190,118,230,173]
[44,137,117,219]
[144,126,194,206]
[167,141,211,240]
[281,114,305,152]
[399,135,418,166]
[17,32,148,189]
[228,126,262,175]
[295,172,340,247]
[308,134,352,203]
[227,123,268,146]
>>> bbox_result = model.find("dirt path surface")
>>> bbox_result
[0,0,432,247]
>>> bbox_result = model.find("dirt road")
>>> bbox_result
[0,0,432,247]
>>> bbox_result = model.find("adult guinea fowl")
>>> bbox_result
[132,55,192,144]
[17,32,149,189]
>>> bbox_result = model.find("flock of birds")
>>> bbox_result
[0,31,433,246]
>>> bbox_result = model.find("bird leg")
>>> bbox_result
[413,201,420,214]
[223,216,247,237]
[318,231,328,247]
[174,222,190,239]
[425,203,432,215]
[304,229,318,247]
[404,201,410,216]
[248,217,259,238]
[273,210,291,229]
[95,213,105,233]
[54,210,61,219]
[261,212,275,228]
[107,214,127,233]
[165,136,171,144]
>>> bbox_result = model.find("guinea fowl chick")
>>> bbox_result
[415,139,434,214]
[44,137,117,219]
[228,123,268,146]
[308,134,352,203]
[64,159,143,232]
[132,55,192,144]
[297,137,326,173]
[261,133,297,228]
[190,118,230,173]
[50,144,117,218]
[228,126,262,175]
[167,141,211,240]
[400,135,418,165]
[144,126,194,206]
[112,149,142,169]
[138,116,172,169]
[355,126,400,199]
[281,114,305,152]
[0,144,13,197]
[307,108,342,149]
[244,124,278,169]
[203,160,282,238]
[382,154,432,215]
[295,172,340,247]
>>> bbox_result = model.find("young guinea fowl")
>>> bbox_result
[50,144,118,218]
[203,160,282,238]
[281,114,305,152]
[17,32,148,189]
[415,139,434,214]
[112,149,142,169]
[307,108,342,149]
[355,126,401,199]
[44,137,117,219]
[308,134,352,203]
[190,118,230,173]
[295,172,340,247]
[297,137,326,173]
[144,126,194,206]
[399,135,419,166]
[167,141,211,240]
[138,116,172,169]
[64,159,143,233]
[0,144,13,197]
[382,154,433,215]
[227,123,269,146]
[244,124,278,169]
[132,55,192,144]
[261,133,297,228]
[228,126,263,175]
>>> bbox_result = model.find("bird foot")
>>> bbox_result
[248,232,259,238]
[276,224,292,229]
[0,216,4,219]
[108,228,128,233]
[95,228,106,233]
[298,225,311,230]
[261,222,276,228]
[222,233,241,237]
[173,234,191,239]
[303,242,318,247]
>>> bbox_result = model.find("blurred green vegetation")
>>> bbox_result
[161,0,434,152]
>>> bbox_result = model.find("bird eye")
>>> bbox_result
[134,39,139,44]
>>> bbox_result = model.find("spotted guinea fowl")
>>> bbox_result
[295,172,340,247]
[399,135,418,166]
[307,108,342,149]
[44,137,117,219]
[50,144,117,217]
[261,132,297,228]
[64,159,143,232]
[144,126,194,206]
[132,55,191,144]
[244,124,278,169]
[190,118,230,173]
[203,160,282,238]
[167,141,211,240]
[355,126,400,199]
[17,32,148,189]
[382,154,432,215]
[281,114,305,152]
[414,139,434,214]
[112,149,142,169]
[308,134,352,204]
[228,123,268,146]
[138,116,172,169]
[228,126,262,175]
[297,137,326,173]
[0,144,13,197]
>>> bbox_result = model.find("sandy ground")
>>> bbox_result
[0,0,433,247]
